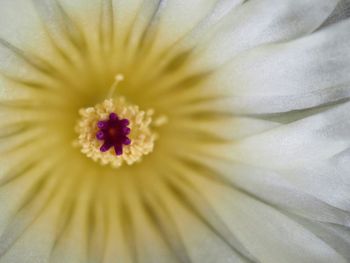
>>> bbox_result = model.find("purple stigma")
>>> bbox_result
[96,131,105,140]
[122,127,131,135]
[119,119,130,126]
[114,145,123,156]
[109,112,119,121]
[122,137,131,145]
[96,112,132,156]
[97,121,108,130]
[100,142,112,152]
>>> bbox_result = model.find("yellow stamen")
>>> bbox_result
[107,74,125,98]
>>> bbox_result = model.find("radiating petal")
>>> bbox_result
[219,101,350,169]
[191,0,339,67]
[123,187,180,263]
[188,176,347,263]
[323,0,350,26]
[151,0,244,51]
[279,149,350,211]
[184,155,350,226]
[171,117,280,141]
[0,164,67,262]
[32,0,89,66]
[292,216,350,261]
[0,0,53,54]
[157,187,252,263]
[190,19,350,114]
[48,178,94,263]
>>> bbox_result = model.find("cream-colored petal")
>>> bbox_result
[0,162,71,262]
[292,216,350,261]
[182,155,350,227]
[121,182,180,263]
[170,116,280,141]
[279,151,350,211]
[189,0,339,68]
[156,186,253,263]
[49,175,99,263]
[0,0,55,56]
[221,102,350,170]
[150,0,244,51]
[186,19,350,115]
[0,0,76,85]
[323,0,350,26]
[188,176,347,263]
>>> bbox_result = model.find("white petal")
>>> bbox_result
[0,167,69,263]
[225,19,350,95]
[192,0,339,67]
[31,0,91,65]
[0,1,79,85]
[0,203,58,263]
[157,188,252,263]
[0,155,52,238]
[280,150,350,211]
[184,155,350,226]
[192,19,350,114]
[186,175,347,263]
[0,0,52,54]
[217,101,350,170]
[152,0,244,50]
[293,217,350,261]
[323,0,350,26]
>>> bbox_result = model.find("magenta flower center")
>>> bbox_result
[96,113,131,155]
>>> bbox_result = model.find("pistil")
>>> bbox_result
[96,112,131,156]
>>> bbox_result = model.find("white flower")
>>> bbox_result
[0,0,350,262]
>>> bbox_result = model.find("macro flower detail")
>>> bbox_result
[96,112,132,154]
[1,0,350,263]
[76,96,157,167]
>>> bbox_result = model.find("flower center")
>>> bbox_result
[96,112,131,155]
[75,95,159,168]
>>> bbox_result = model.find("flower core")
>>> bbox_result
[96,112,131,155]
[76,98,157,168]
